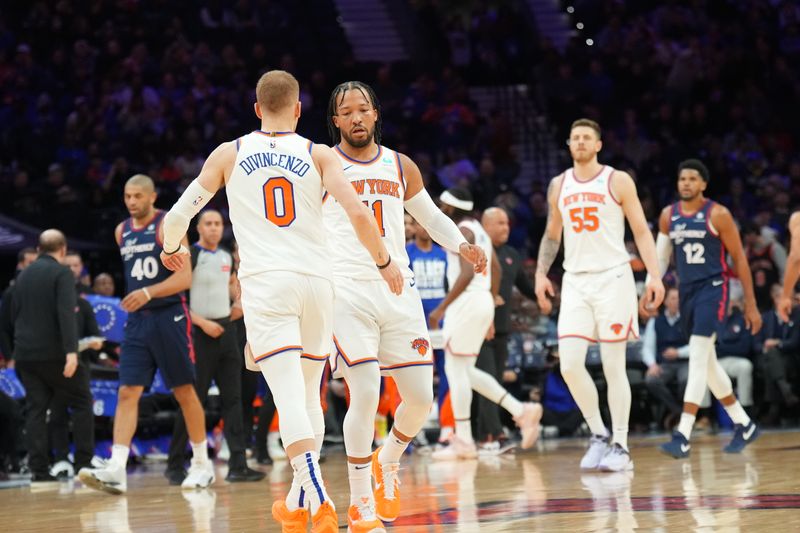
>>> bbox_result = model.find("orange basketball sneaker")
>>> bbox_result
[311,501,338,533]
[371,447,401,522]
[271,499,309,533]
[347,498,386,533]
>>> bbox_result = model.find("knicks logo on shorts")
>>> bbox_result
[411,338,430,356]
[610,323,624,335]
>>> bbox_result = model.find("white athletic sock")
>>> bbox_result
[348,461,374,505]
[455,419,473,443]
[559,338,605,436]
[290,451,332,515]
[600,341,631,450]
[724,401,751,426]
[378,430,409,464]
[190,440,209,466]
[110,444,130,468]
[677,413,696,440]
[285,473,306,511]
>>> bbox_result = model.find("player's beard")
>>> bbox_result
[341,125,375,148]
[679,190,699,201]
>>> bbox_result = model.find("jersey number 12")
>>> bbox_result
[682,242,706,264]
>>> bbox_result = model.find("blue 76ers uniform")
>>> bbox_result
[118,209,194,388]
[668,200,729,337]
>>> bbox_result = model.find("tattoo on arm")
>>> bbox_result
[537,177,562,275]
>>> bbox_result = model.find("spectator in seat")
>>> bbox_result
[642,288,692,429]
[755,284,800,425]
[715,297,755,415]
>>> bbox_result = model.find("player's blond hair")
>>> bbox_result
[570,118,601,139]
[256,70,299,114]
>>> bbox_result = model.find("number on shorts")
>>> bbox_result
[131,256,159,280]
[363,199,385,237]
[263,177,296,227]
[568,206,599,233]
[683,242,706,264]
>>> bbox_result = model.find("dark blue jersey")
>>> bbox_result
[668,200,727,285]
[406,241,447,319]
[119,209,183,311]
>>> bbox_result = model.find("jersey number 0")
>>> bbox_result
[263,177,296,227]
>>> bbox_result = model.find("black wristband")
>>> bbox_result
[376,256,392,270]
[163,245,182,255]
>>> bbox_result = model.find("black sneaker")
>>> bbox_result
[255,451,272,466]
[225,466,266,483]
[164,468,187,486]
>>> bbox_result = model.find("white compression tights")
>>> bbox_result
[258,354,326,451]
[339,362,435,458]
[444,348,523,442]
[559,337,631,447]
[685,335,734,404]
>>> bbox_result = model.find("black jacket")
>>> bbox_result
[755,308,800,355]
[0,255,78,361]
[494,244,536,335]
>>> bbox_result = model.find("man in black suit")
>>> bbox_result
[755,284,800,424]
[0,229,94,481]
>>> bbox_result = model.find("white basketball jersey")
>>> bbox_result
[446,218,492,292]
[557,165,629,273]
[323,145,413,280]
[226,131,329,279]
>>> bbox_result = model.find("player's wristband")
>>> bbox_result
[163,245,182,255]
[377,256,392,270]
[141,287,152,301]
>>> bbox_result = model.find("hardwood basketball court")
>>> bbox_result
[3,431,800,531]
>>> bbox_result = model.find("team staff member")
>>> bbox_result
[476,207,537,446]
[1,230,94,481]
[167,210,264,483]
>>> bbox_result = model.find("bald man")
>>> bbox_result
[79,175,213,493]
[2,229,94,481]
[475,207,537,449]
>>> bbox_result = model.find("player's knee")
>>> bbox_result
[172,384,199,405]
[118,385,143,404]
[348,381,381,410]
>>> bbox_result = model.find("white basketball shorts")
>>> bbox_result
[330,277,433,375]
[239,271,333,364]
[558,262,639,343]
[442,290,494,356]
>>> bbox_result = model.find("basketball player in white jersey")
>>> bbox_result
[323,81,491,531]
[159,71,403,533]
[427,187,543,461]
[535,118,665,472]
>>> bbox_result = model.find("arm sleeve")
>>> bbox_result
[57,269,79,354]
[162,180,215,253]
[404,189,468,254]
[646,232,673,284]
[677,344,691,359]
[641,318,657,367]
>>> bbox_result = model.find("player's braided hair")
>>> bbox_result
[327,81,382,146]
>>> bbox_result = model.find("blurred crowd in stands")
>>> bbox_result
[1,0,800,471]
